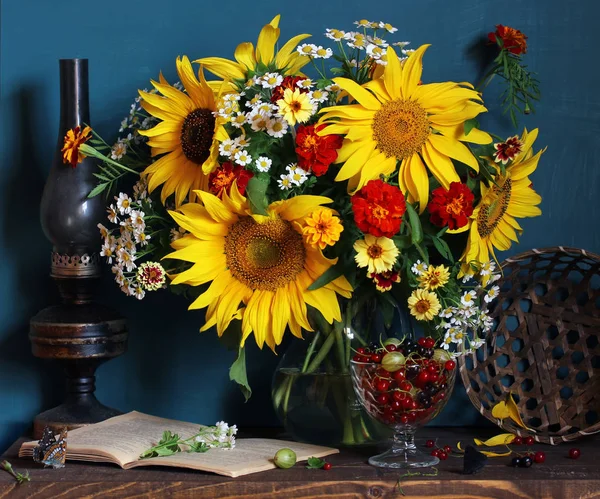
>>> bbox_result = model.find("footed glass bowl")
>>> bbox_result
[350,357,456,468]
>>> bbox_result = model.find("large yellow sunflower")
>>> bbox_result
[458,128,544,267]
[138,56,229,207]
[194,15,310,84]
[165,183,352,351]
[319,45,491,211]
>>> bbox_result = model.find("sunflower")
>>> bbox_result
[319,45,491,211]
[195,15,310,85]
[458,128,544,268]
[137,56,229,207]
[165,183,352,351]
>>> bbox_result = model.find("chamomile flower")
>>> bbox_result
[116,193,132,215]
[347,32,367,50]
[309,89,329,103]
[233,150,252,166]
[354,19,372,27]
[441,332,454,350]
[245,95,262,107]
[107,205,119,223]
[98,223,109,240]
[297,43,318,56]
[134,286,146,300]
[230,112,247,128]
[484,285,500,303]
[470,338,485,349]
[117,248,136,272]
[260,72,283,88]
[461,290,477,307]
[480,260,496,276]
[366,44,386,60]
[325,83,342,93]
[289,167,309,186]
[411,260,428,276]
[135,232,150,246]
[219,139,236,158]
[313,46,333,59]
[129,210,145,231]
[278,174,293,190]
[368,36,389,47]
[266,117,288,138]
[100,242,115,263]
[439,307,455,319]
[121,282,135,296]
[392,41,411,48]
[233,135,251,149]
[255,156,272,172]
[325,28,349,41]
[379,21,398,33]
[170,226,187,242]
[296,78,313,90]
[132,178,148,200]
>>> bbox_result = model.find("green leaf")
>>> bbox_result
[306,456,326,469]
[464,118,479,136]
[88,183,107,198]
[431,236,454,263]
[245,174,269,215]
[392,235,413,249]
[230,346,252,402]
[307,264,343,291]
[405,203,423,244]
[189,442,209,453]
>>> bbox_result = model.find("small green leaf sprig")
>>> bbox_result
[139,421,237,459]
[1,460,31,484]
[306,456,326,469]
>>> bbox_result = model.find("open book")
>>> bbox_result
[19,411,338,477]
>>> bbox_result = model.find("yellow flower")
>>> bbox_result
[300,208,344,250]
[354,235,399,274]
[408,289,441,321]
[277,88,314,126]
[137,56,229,207]
[418,264,450,291]
[195,15,310,87]
[165,184,352,351]
[61,126,92,168]
[457,128,544,269]
[319,45,491,211]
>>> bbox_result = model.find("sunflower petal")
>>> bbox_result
[383,46,402,100]
[332,77,381,111]
[256,23,279,65]
[404,153,429,213]
[193,57,246,80]
[429,133,479,171]
[400,44,429,99]
[234,42,256,71]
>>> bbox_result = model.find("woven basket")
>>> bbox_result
[459,246,600,444]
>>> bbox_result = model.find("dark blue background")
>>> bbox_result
[1,0,599,453]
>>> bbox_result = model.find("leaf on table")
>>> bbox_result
[306,456,326,469]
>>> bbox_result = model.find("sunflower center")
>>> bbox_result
[225,217,306,292]
[372,99,430,160]
[415,300,430,313]
[477,178,512,238]
[180,108,215,165]
[367,244,383,258]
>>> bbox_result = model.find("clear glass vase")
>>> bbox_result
[271,297,412,446]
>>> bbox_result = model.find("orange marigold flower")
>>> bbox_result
[488,25,528,55]
[61,126,92,168]
[300,208,343,250]
[295,124,343,176]
[351,179,406,238]
[368,269,401,292]
[209,162,253,198]
[428,182,474,230]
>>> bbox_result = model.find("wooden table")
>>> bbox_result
[1,428,598,498]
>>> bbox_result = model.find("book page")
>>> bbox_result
[19,412,203,467]
[19,411,338,477]
[127,437,339,477]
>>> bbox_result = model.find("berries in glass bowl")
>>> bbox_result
[350,337,456,469]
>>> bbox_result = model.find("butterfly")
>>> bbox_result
[32,427,68,469]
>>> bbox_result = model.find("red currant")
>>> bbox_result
[431,449,440,457]
[438,452,448,460]
[426,364,438,374]
[371,353,382,363]
[375,379,390,392]
[444,360,456,371]
[376,394,389,405]
[416,371,430,386]
[399,415,409,424]
[352,355,362,362]
[524,436,535,446]
[425,338,435,348]
[357,347,366,354]
[569,448,581,459]
[401,397,413,410]
[418,338,427,346]
[399,381,412,392]
[425,440,435,448]
[393,369,406,383]
[429,373,439,384]
[392,391,406,402]
[323,462,332,471]
[513,436,523,445]
[533,451,546,464]
[443,445,452,453]
[386,344,397,352]
[390,400,402,411]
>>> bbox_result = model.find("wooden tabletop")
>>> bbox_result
[1,428,598,498]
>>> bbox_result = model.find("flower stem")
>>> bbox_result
[301,331,322,373]
[305,331,336,373]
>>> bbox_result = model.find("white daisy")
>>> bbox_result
[484,285,500,303]
[233,150,252,166]
[255,156,272,173]
[379,22,398,33]
[309,89,329,103]
[230,113,247,128]
[480,260,496,276]
[107,205,119,224]
[116,193,133,215]
[116,248,136,272]
[219,139,236,158]
[98,223,109,240]
[250,113,270,132]
[411,260,428,275]
[392,41,411,48]
[354,19,372,27]
[461,290,477,307]
[278,174,293,190]
[368,36,389,47]
[297,43,318,56]
[296,78,313,89]
[135,232,150,246]
[170,227,187,242]
[266,117,288,138]
[260,72,283,88]
[134,286,146,300]
[100,242,115,263]
[313,46,333,59]
[324,28,349,41]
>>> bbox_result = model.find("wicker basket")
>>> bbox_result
[459,246,600,444]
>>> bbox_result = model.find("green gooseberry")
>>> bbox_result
[383,338,402,347]
[381,351,406,372]
[274,448,297,469]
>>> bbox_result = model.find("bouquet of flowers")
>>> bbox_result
[65,16,544,400]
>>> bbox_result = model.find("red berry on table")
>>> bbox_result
[323,462,332,471]
[431,449,440,457]
[533,451,546,464]
[444,360,456,371]
[513,436,523,445]
[569,448,581,459]
[425,440,435,448]
[443,445,452,453]
[524,436,535,446]
[439,452,448,460]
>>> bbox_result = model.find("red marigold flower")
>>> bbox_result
[488,25,528,55]
[295,124,343,176]
[61,125,92,168]
[493,135,523,164]
[271,76,309,104]
[428,182,474,230]
[368,270,401,292]
[351,179,407,238]
[209,162,253,198]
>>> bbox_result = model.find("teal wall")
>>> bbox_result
[1,0,599,453]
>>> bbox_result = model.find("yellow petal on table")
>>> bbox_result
[479,450,513,457]
[474,433,515,447]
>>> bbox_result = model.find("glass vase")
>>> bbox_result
[271,297,412,446]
